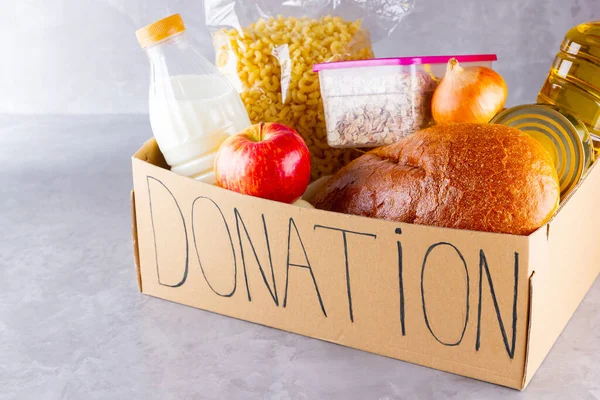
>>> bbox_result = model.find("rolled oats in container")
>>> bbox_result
[313,55,498,148]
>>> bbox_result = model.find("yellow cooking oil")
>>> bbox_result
[538,21,600,147]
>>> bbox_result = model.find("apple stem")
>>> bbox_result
[258,122,264,141]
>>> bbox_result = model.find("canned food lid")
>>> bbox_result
[491,104,585,198]
[544,105,595,168]
[313,54,497,72]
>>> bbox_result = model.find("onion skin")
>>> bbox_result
[432,58,508,124]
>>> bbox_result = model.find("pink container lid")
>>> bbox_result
[313,54,498,72]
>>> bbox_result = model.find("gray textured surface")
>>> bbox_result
[1,0,599,114]
[1,114,599,399]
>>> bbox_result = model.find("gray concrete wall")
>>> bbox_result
[1,0,598,114]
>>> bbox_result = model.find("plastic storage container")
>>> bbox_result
[537,21,600,146]
[313,54,497,148]
[136,14,251,184]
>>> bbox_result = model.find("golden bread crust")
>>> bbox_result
[311,123,560,235]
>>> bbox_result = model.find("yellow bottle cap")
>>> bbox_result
[136,14,186,49]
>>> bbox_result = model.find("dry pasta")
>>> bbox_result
[214,15,374,180]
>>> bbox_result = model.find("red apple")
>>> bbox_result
[214,122,311,203]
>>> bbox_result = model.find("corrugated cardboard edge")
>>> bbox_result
[522,160,600,388]
[521,271,536,390]
[133,137,169,168]
[131,190,143,293]
[131,137,166,294]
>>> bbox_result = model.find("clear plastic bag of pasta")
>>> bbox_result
[205,0,416,180]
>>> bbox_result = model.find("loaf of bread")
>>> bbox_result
[310,123,560,235]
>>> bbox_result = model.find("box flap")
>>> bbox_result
[523,162,600,387]
[133,137,169,170]
[131,190,143,292]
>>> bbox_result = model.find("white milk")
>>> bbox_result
[149,74,251,184]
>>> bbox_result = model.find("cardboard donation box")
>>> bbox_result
[131,138,599,390]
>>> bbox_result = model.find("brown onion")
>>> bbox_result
[432,58,508,124]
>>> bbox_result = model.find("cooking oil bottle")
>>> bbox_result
[538,21,600,152]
